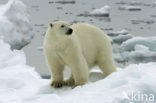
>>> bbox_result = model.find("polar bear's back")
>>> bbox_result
[71,23,109,46]
[71,23,112,68]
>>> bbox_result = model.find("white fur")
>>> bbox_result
[43,21,116,87]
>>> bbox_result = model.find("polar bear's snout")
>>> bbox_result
[66,28,73,35]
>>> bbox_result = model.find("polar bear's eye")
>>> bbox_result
[61,25,65,28]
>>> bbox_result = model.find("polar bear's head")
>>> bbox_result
[48,21,73,36]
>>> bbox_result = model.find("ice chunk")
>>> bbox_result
[117,37,156,63]
[121,45,156,63]
[0,39,40,78]
[78,5,110,17]
[131,19,154,24]
[49,0,75,4]
[134,44,149,51]
[107,29,129,37]
[119,6,141,11]
[90,5,110,16]
[0,0,33,50]
[121,37,156,51]
[0,39,41,102]
[113,34,133,44]
[107,29,132,44]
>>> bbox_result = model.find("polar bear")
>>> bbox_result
[43,21,116,88]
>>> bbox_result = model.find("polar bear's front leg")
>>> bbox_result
[51,67,64,88]
[46,56,65,88]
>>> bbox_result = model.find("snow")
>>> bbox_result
[0,38,156,103]
[0,39,41,103]
[0,39,40,81]
[0,0,33,50]
[90,5,110,16]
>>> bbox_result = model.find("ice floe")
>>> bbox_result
[0,0,33,50]
[119,6,141,11]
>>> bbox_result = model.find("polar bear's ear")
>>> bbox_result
[49,23,53,28]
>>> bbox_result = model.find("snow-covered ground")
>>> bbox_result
[0,0,33,50]
[0,39,156,103]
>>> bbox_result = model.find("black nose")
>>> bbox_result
[66,28,73,35]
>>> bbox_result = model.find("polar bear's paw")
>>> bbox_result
[51,81,64,88]
[63,79,75,86]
